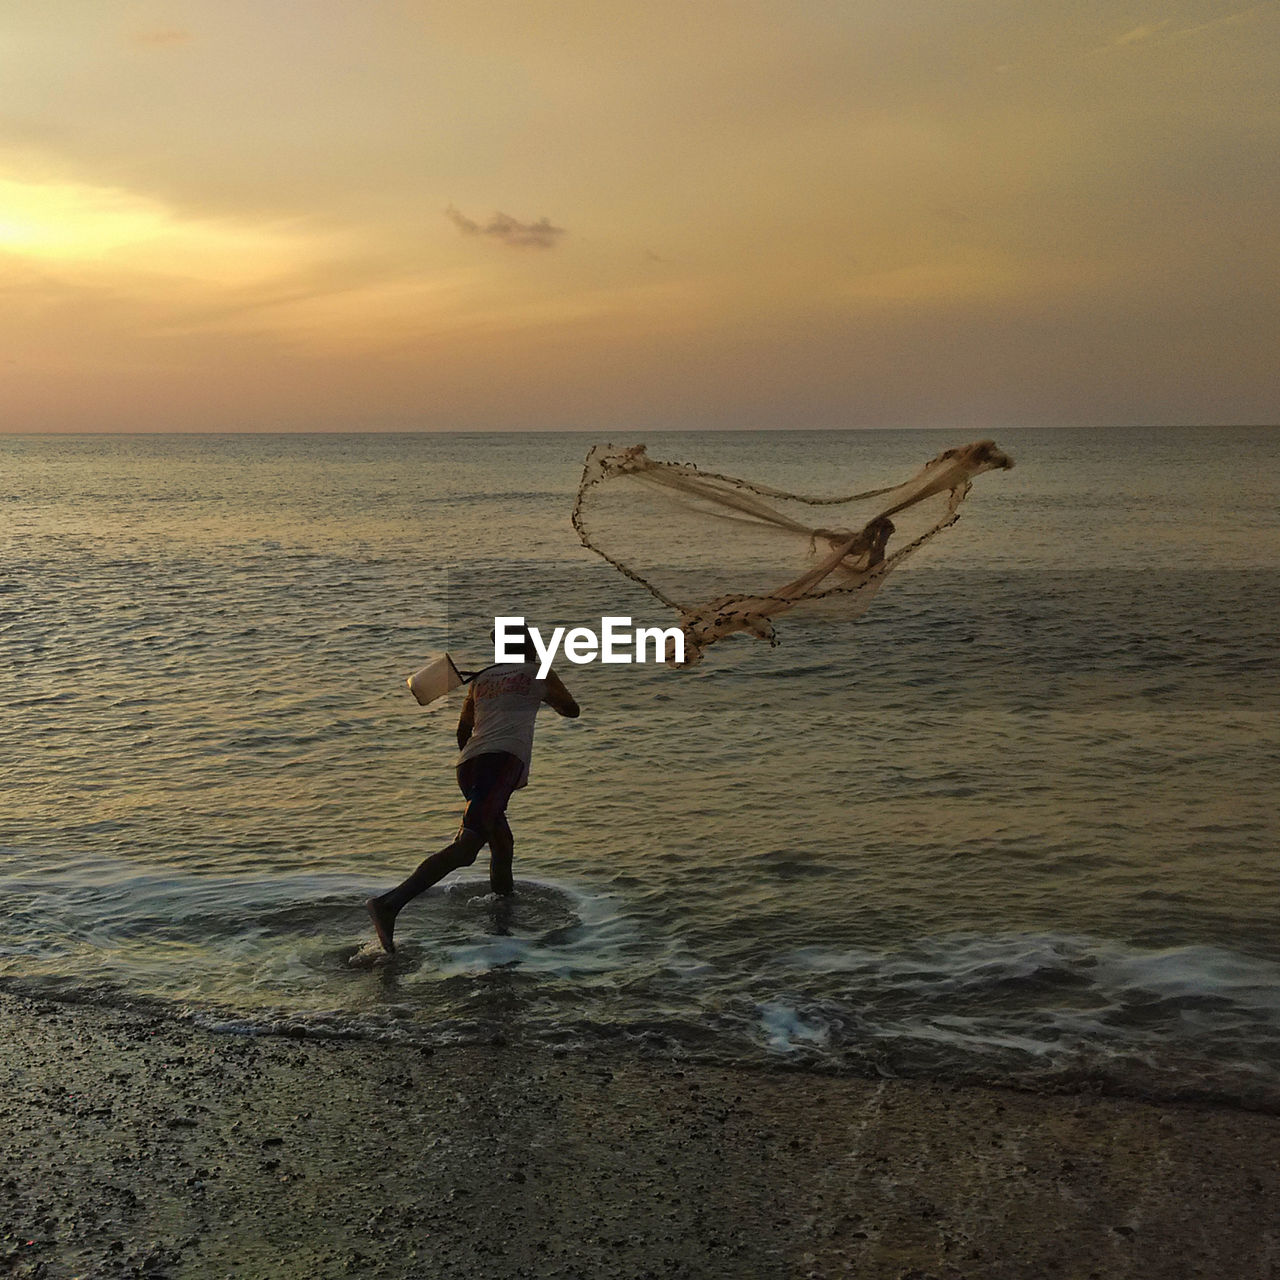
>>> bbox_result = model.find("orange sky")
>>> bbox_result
[1,1,1276,431]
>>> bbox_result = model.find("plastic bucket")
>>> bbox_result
[407,653,466,705]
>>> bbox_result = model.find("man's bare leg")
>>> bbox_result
[489,816,514,897]
[366,827,484,953]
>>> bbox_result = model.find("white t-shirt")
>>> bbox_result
[456,661,548,787]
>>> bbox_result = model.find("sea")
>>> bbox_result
[3,426,1278,1109]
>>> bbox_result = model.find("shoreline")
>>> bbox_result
[3,992,1277,1278]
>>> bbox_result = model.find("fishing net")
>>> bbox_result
[572,440,1014,665]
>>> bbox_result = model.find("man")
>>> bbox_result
[366,629,579,953]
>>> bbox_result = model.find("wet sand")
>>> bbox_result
[1,991,1277,1279]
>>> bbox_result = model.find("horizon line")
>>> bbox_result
[3,423,1277,438]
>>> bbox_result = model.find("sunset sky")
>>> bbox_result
[2,1,1276,432]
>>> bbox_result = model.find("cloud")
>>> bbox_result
[1101,7,1264,52]
[0,172,323,285]
[1174,5,1268,40]
[445,205,566,248]
[132,28,193,47]
[1109,21,1172,47]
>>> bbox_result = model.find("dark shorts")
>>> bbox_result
[457,751,525,836]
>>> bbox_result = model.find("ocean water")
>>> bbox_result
[3,427,1278,1107]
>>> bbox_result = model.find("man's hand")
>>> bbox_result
[543,670,580,718]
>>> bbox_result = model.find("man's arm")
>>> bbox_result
[543,669,580,718]
[457,685,476,749]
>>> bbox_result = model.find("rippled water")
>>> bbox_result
[3,427,1278,1106]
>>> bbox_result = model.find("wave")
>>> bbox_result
[3,876,1279,1111]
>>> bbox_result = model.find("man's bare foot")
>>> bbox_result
[365,895,397,953]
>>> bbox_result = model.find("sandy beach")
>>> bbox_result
[1,991,1276,1279]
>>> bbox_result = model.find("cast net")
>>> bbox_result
[572,440,1014,665]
